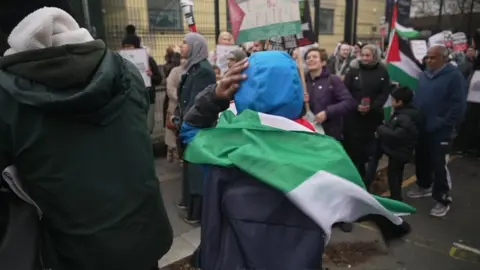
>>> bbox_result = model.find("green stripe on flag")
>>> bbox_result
[387,64,419,90]
[185,109,416,243]
[236,21,302,43]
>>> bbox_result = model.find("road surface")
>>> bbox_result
[156,156,480,269]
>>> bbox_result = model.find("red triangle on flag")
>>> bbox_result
[390,3,397,30]
[228,0,245,41]
[386,31,401,63]
[386,3,400,63]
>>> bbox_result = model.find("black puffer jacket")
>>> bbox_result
[377,104,422,162]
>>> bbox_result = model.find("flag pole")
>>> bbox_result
[214,0,220,42]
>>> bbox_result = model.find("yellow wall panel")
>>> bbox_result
[101,0,383,62]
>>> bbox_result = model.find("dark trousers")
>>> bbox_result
[364,140,383,189]
[415,133,452,206]
[455,102,480,155]
[387,158,405,201]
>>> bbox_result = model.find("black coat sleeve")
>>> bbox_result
[372,66,392,110]
[184,84,230,128]
[186,68,217,114]
[377,114,416,144]
[0,117,12,171]
[148,57,162,86]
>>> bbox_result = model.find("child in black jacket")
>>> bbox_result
[377,86,422,201]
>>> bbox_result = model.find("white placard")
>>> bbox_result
[119,48,151,87]
[410,40,428,62]
[428,32,445,48]
[467,71,480,104]
[216,45,239,74]
[452,32,468,52]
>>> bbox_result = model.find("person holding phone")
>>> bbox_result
[343,44,392,187]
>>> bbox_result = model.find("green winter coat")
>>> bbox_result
[0,40,172,270]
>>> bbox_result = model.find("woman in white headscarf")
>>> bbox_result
[177,32,216,223]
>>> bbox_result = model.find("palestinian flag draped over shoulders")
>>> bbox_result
[386,1,423,91]
[185,110,415,244]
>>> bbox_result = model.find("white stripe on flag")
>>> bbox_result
[287,170,404,244]
[258,113,314,133]
[392,51,423,79]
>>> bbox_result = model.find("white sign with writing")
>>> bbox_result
[428,32,445,48]
[119,48,151,87]
[467,71,480,104]
[410,40,428,62]
[231,0,302,43]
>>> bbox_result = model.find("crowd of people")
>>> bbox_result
[0,0,479,269]
[162,31,478,227]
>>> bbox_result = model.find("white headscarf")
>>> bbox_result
[183,32,209,73]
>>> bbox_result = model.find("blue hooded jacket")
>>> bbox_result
[413,63,467,139]
[179,51,327,270]
[178,51,411,270]
[181,51,304,144]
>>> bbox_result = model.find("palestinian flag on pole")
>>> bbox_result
[185,110,415,243]
[386,1,422,91]
[383,1,423,117]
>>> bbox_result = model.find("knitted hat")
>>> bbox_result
[391,86,414,104]
[0,0,74,54]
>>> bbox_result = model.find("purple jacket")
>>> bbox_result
[306,68,356,140]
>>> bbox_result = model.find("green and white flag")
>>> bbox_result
[383,1,423,118]
[185,110,415,243]
[228,0,302,43]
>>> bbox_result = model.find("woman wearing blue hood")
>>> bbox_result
[178,51,413,269]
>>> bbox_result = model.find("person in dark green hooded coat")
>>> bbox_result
[0,2,172,270]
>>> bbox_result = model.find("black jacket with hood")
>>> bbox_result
[0,40,172,270]
[377,104,422,162]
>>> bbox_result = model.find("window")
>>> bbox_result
[148,0,183,31]
[318,8,334,34]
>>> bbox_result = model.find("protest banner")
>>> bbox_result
[452,32,468,52]
[118,48,151,87]
[228,0,302,43]
[410,40,428,62]
[428,32,445,48]
[467,71,480,104]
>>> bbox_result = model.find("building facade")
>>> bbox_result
[76,0,385,63]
